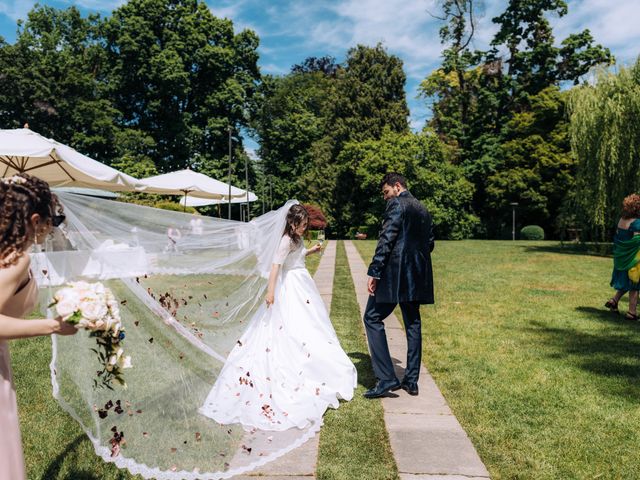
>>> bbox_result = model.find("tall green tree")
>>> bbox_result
[322,44,410,233]
[485,86,574,235]
[103,0,260,173]
[489,0,613,110]
[567,60,640,239]
[0,5,118,161]
[251,67,336,207]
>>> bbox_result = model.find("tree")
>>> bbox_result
[567,60,640,239]
[103,0,260,172]
[251,71,335,208]
[336,130,478,239]
[0,5,119,162]
[489,0,613,108]
[485,86,574,236]
[422,0,614,237]
[322,44,410,234]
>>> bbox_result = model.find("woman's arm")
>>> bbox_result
[0,314,76,340]
[0,258,77,340]
[265,263,281,307]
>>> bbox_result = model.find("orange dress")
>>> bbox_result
[0,269,37,480]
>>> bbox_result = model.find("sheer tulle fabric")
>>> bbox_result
[35,194,346,479]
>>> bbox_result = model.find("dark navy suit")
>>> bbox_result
[364,190,435,384]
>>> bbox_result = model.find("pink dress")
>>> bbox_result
[0,269,37,480]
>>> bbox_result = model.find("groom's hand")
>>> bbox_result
[367,277,377,295]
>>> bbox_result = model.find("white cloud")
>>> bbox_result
[260,62,289,74]
[0,0,36,21]
[551,0,640,64]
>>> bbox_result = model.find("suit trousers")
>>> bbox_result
[363,296,422,383]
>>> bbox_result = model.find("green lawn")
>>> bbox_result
[354,240,640,480]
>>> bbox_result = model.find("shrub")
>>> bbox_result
[520,225,545,240]
[154,201,198,215]
[302,204,327,230]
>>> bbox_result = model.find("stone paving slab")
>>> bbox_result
[344,241,490,479]
[241,240,337,478]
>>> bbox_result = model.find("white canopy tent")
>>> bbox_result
[0,128,146,191]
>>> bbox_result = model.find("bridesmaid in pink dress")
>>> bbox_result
[0,174,77,480]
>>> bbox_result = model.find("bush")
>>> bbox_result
[302,204,327,230]
[520,225,545,240]
[154,201,198,215]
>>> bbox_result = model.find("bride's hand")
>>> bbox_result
[309,243,322,254]
[265,291,275,308]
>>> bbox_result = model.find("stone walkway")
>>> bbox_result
[234,240,337,479]
[344,240,490,480]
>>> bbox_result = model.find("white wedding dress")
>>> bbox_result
[199,235,357,431]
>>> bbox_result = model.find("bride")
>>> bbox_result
[199,202,357,431]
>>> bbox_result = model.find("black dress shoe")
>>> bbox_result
[400,381,419,396]
[363,379,401,399]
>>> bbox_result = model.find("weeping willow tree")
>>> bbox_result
[567,59,640,240]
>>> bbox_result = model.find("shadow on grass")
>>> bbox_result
[522,243,612,258]
[347,351,404,398]
[523,311,640,400]
[41,435,103,480]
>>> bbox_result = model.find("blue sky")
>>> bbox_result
[1,0,639,153]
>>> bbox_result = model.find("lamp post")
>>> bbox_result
[510,202,519,240]
[227,126,233,220]
[245,153,250,221]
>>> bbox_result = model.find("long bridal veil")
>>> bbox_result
[35,193,319,479]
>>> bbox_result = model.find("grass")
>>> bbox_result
[353,239,640,480]
[316,241,398,480]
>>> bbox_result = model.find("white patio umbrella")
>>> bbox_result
[140,168,249,211]
[0,128,145,191]
[141,169,247,199]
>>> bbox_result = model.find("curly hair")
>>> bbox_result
[283,204,308,246]
[0,173,60,267]
[621,194,640,219]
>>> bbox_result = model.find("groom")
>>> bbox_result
[363,172,435,398]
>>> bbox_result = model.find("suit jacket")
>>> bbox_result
[367,191,435,304]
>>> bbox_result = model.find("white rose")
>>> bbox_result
[108,354,118,366]
[117,355,132,369]
[80,299,108,321]
[104,316,118,332]
[76,318,93,329]
[55,299,78,321]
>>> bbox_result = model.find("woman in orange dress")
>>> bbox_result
[0,173,77,480]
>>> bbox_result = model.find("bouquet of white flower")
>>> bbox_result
[50,281,132,389]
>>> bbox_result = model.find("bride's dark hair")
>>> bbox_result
[283,204,308,246]
[0,173,61,267]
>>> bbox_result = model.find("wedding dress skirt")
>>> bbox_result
[199,264,357,431]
